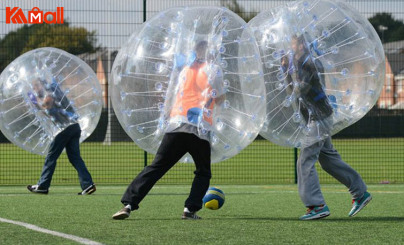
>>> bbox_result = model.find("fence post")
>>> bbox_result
[143,0,148,168]
[294,148,298,184]
[143,0,147,22]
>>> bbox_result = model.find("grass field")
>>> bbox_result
[1,138,404,185]
[1,139,403,244]
[0,184,403,244]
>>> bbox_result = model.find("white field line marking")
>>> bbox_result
[0,217,103,245]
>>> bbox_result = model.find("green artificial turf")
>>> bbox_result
[0,185,403,244]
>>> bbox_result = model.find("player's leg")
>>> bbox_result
[318,137,370,216]
[120,133,188,211]
[33,125,71,191]
[298,139,326,206]
[298,139,330,220]
[184,134,211,219]
[318,137,367,198]
[65,123,95,194]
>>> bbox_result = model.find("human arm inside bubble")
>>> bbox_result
[195,64,226,123]
[49,78,78,120]
[209,65,224,92]
[207,65,226,106]
[28,80,47,110]
[42,92,75,126]
[297,70,313,95]
[280,52,296,96]
[28,92,42,111]
[42,95,54,110]
[299,56,333,123]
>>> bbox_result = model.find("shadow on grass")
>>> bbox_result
[1,192,268,196]
[114,216,404,222]
[318,216,404,222]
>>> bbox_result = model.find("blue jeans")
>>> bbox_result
[37,123,93,190]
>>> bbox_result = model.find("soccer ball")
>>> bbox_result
[203,187,225,210]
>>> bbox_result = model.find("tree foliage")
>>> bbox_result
[368,12,404,43]
[0,22,99,72]
[222,0,404,45]
[220,0,256,23]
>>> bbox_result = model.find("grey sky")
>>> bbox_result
[1,0,403,49]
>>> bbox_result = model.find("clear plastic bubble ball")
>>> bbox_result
[111,6,266,163]
[0,48,102,155]
[249,0,385,148]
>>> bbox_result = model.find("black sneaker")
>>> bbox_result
[78,184,96,195]
[27,185,48,194]
[181,211,202,220]
[112,207,131,220]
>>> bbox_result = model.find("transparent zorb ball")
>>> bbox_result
[0,48,102,155]
[249,0,384,148]
[111,6,266,163]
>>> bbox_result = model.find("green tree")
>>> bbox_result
[368,13,404,43]
[0,22,99,71]
[220,0,256,22]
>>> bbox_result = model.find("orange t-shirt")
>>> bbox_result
[170,62,214,125]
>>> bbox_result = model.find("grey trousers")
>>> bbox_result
[297,137,367,207]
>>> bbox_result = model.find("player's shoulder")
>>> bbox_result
[202,63,222,74]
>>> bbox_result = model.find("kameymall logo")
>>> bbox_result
[6,7,64,24]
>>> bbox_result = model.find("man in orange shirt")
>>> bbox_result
[113,40,224,220]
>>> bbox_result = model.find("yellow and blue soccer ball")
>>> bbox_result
[203,187,225,210]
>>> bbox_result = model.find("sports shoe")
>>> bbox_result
[27,185,48,194]
[181,211,202,220]
[299,204,330,220]
[112,206,131,220]
[348,191,372,217]
[78,184,96,195]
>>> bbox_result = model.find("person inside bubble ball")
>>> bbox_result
[27,78,96,195]
[283,34,372,220]
[112,40,225,220]
[28,80,45,108]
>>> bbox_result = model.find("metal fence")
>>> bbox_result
[0,0,403,186]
